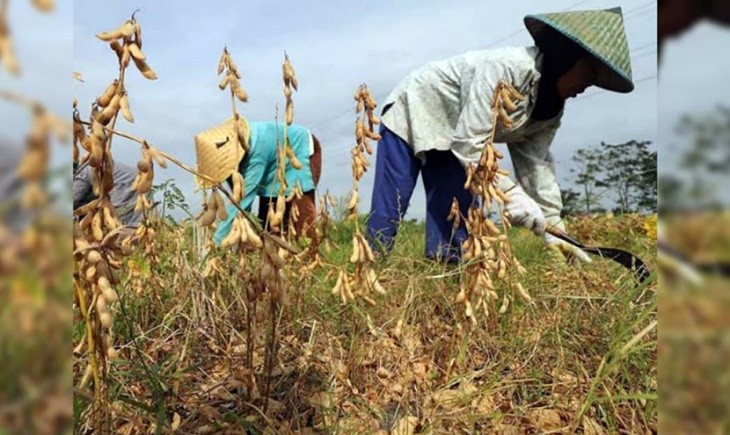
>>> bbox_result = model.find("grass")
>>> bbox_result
[71,213,657,434]
[659,212,730,434]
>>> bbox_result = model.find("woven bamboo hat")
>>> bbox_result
[194,116,249,189]
[525,6,634,93]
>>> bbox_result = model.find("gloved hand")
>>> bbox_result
[544,232,593,264]
[500,181,547,236]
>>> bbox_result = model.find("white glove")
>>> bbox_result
[544,232,593,264]
[499,179,547,236]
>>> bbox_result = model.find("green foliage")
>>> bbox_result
[560,188,582,217]
[659,106,730,213]
[150,178,193,223]
[566,140,656,215]
[569,146,604,214]
[599,140,656,214]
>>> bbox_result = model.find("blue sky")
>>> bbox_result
[69,0,656,219]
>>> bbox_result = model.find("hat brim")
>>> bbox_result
[525,15,635,93]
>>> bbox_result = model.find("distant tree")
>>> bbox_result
[565,140,656,215]
[639,148,658,212]
[658,176,686,213]
[560,188,582,217]
[569,146,603,213]
[660,107,730,213]
[597,140,656,214]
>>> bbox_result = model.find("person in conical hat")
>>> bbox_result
[194,116,322,245]
[366,7,634,264]
[655,0,730,285]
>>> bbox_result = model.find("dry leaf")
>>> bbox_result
[376,366,391,379]
[432,381,477,408]
[309,391,333,409]
[551,368,578,385]
[390,382,403,394]
[392,318,403,338]
[310,391,335,428]
[270,364,295,377]
[171,412,181,431]
[212,386,235,401]
[392,415,418,435]
[460,381,478,396]
[73,71,85,82]
[264,398,285,415]
[529,409,562,431]
[412,362,427,378]
[402,331,420,355]
[198,405,221,422]
[583,416,605,435]
[432,389,461,407]
[336,361,348,378]
[336,416,378,434]
[495,424,525,435]
[472,394,496,415]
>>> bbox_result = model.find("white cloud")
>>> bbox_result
[72,0,657,220]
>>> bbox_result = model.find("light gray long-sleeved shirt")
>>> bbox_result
[73,160,143,227]
[381,46,564,226]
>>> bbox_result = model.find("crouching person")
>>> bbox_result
[74,160,145,243]
[194,116,322,245]
[366,7,634,264]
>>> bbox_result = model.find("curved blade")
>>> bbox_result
[658,241,730,277]
[547,227,651,283]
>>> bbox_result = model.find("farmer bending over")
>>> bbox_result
[366,7,635,264]
[194,116,322,245]
[74,160,143,229]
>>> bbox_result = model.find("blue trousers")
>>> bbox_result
[366,123,472,262]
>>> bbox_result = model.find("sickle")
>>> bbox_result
[546,227,651,283]
[658,240,730,277]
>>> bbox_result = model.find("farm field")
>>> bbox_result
[72,211,657,434]
[10,1,730,434]
[63,11,660,434]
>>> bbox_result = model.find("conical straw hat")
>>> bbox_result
[194,116,249,189]
[524,6,634,93]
